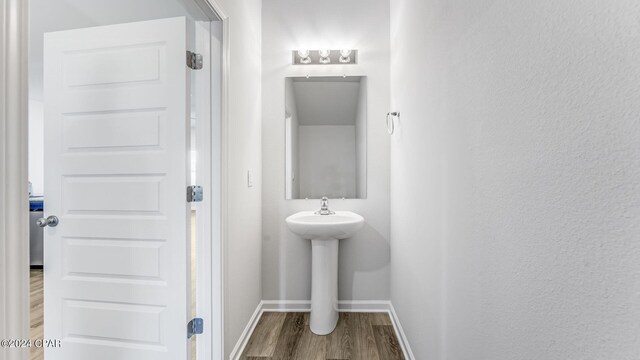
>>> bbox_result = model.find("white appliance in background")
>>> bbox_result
[29,195,44,267]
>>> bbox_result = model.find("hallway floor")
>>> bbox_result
[240,312,404,360]
[30,269,43,360]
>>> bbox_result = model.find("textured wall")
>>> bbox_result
[262,0,391,302]
[390,0,640,359]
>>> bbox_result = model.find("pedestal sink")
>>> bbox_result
[285,210,365,335]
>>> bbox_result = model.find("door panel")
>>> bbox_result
[44,17,190,360]
[61,110,164,151]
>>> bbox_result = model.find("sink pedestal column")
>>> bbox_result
[310,238,339,335]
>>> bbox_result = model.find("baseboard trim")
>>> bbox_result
[338,300,390,312]
[261,299,392,312]
[228,301,264,360]
[388,303,415,360]
[229,300,414,360]
[261,300,310,312]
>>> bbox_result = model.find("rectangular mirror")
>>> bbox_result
[285,76,367,199]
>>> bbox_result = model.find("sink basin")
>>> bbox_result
[285,210,365,335]
[285,211,364,240]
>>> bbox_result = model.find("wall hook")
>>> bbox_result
[386,112,399,135]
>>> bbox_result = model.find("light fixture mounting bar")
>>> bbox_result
[292,50,358,65]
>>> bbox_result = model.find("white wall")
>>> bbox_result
[298,125,356,199]
[262,0,390,301]
[28,100,43,196]
[390,0,640,359]
[215,0,263,358]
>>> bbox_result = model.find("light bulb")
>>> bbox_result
[339,49,353,63]
[318,49,331,64]
[297,49,311,64]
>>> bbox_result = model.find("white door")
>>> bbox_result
[43,17,192,360]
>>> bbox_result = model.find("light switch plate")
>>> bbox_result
[247,170,253,188]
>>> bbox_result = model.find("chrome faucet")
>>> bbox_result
[315,196,335,215]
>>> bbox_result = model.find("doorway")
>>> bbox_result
[27,1,223,359]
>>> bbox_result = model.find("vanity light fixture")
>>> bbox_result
[292,49,358,65]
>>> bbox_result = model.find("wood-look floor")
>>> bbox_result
[240,312,404,360]
[30,270,44,360]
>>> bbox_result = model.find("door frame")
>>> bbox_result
[0,0,230,359]
[0,1,29,359]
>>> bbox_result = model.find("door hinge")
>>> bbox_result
[187,318,204,338]
[186,51,203,70]
[187,185,203,202]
